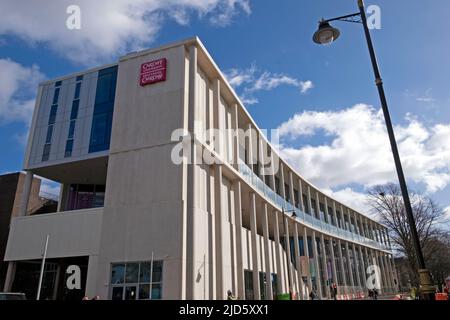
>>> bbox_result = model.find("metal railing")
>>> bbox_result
[238,161,391,251]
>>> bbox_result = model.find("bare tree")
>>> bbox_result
[367,183,449,286]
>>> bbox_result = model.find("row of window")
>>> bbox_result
[65,76,83,157]
[244,160,386,244]
[42,81,62,161]
[41,68,117,162]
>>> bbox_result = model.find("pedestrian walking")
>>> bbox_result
[309,289,318,300]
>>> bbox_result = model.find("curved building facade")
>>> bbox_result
[3,37,397,300]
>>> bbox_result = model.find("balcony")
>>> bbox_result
[238,161,391,252]
[4,207,103,262]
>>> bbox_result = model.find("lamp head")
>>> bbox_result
[313,20,341,45]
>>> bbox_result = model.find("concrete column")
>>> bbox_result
[293,223,303,300]
[233,181,244,299]
[377,251,388,294]
[249,192,260,300]
[381,253,391,293]
[214,165,224,299]
[382,254,393,293]
[280,163,286,200]
[328,238,339,296]
[332,201,338,228]
[298,179,305,212]
[262,203,273,300]
[185,44,198,300]
[57,183,66,212]
[388,255,398,292]
[284,216,294,296]
[337,240,348,294]
[386,230,392,248]
[320,234,331,299]
[340,205,346,230]
[353,212,360,235]
[307,186,313,216]
[207,167,216,299]
[247,124,255,173]
[19,171,34,216]
[345,242,355,295]
[231,103,240,170]
[352,244,362,291]
[382,229,389,247]
[269,149,277,191]
[370,222,375,241]
[3,262,16,292]
[311,230,323,298]
[303,227,313,293]
[258,138,267,183]
[273,210,285,294]
[369,249,381,293]
[359,246,367,291]
[289,172,295,206]
[315,192,321,221]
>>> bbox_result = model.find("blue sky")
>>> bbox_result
[0,0,449,218]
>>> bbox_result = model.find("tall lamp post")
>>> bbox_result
[312,0,434,300]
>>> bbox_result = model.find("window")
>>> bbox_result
[68,120,76,139]
[303,194,309,214]
[74,82,81,100]
[111,261,163,300]
[284,183,290,202]
[45,125,53,144]
[66,184,106,210]
[55,80,62,87]
[293,189,299,208]
[244,271,254,300]
[42,143,51,161]
[48,105,58,125]
[52,87,60,105]
[89,66,117,153]
[89,112,112,152]
[70,100,79,120]
[76,75,83,82]
[275,177,280,196]
[65,139,74,157]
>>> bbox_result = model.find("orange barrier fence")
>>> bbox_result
[435,293,448,301]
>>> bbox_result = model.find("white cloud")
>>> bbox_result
[0,0,251,65]
[0,58,45,124]
[444,206,450,221]
[277,104,450,194]
[300,80,314,93]
[224,64,313,105]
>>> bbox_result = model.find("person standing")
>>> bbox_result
[227,290,237,300]
[333,283,338,300]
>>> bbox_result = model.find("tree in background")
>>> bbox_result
[367,183,450,288]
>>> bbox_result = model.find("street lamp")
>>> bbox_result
[313,0,435,300]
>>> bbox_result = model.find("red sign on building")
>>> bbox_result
[140,58,167,86]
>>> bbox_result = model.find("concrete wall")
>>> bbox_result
[4,208,103,261]
[93,45,188,300]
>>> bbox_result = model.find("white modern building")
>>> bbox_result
[3,37,397,300]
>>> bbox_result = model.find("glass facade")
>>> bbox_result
[42,81,62,161]
[66,184,105,210]
[89,66,117,153]
[111,261,163,300]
